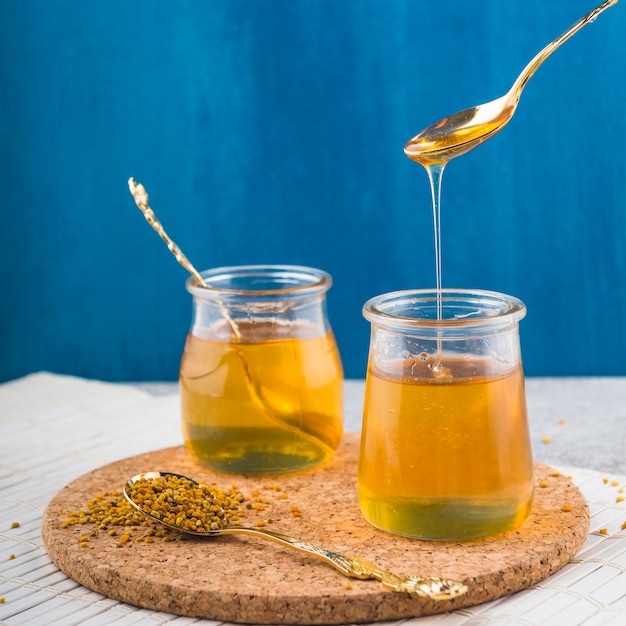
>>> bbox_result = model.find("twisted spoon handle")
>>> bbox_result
[127,177,241,339]
[128,178,207,287]
[215,526,468,600]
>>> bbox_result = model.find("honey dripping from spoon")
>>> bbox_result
[403,0,618,373]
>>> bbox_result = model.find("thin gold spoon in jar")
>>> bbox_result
[124,471,468,600]
[404,0,618,165]
[127,179,336,453]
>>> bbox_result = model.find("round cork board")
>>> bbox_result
[42,434,589,624]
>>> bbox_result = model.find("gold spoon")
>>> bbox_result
[404,0,619,165]
[124,471,468,600]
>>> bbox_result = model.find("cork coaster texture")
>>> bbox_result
[41,434,589,624]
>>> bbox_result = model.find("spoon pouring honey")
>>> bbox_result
[404,0,618,165]
[124,471,468,600]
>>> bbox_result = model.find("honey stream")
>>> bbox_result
[404,0,619,326]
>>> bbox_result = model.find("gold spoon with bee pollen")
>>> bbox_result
[124,471,469,600]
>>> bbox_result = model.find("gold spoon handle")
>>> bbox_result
[511,0,619,97]
[215,526,468,600]
[127,177,241,339]
[128,178,208,287]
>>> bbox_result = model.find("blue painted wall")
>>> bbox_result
[1,0,625,382]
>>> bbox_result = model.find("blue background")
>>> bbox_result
[1,0,625,382]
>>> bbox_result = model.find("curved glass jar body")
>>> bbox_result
[358,289,533,540]
[180,265,344,474]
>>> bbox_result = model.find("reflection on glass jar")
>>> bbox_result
[358,289,534,540]
[180,265,344,474]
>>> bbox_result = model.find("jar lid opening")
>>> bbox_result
[187,264,332,299]
[363,288,526,331]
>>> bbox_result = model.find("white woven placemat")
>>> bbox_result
[1,372,625,625]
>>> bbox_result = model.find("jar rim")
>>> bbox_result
[363,288,526,329]
[186,264,332,298]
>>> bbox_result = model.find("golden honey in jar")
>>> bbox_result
[358,289,534,540]
[180,265,343,474]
